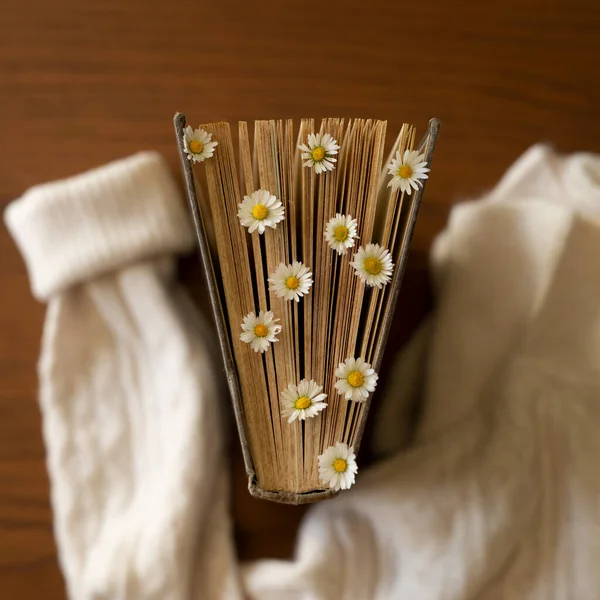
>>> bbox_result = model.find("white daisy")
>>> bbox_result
[324,213,359,255]
[299,132,340,174]
[237,189,285,234]
[351,243,394,288]
[183,126,218,163]
[268,261,313,302]
[387,149,430,195]
[318,442,358,492]
[280,379,328,423]
[334,356,378,402]
[240,310,282,353]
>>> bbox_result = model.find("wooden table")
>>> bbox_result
[1,1,599,597]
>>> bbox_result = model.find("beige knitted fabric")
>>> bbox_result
[6,146,600,599]
[5,153,241,599]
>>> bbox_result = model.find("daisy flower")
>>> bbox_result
[351,243,394,288]
[318,442,358,492]
[334,357,378,402]
[240,310,282,353]
[299,132,340,174]
[183,126,217,163]
[268,261,313,302]
[237,189,285,234]
[324,213,359,255]
[280,379,328,423]
[387,149,430,195]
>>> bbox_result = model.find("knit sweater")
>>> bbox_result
[6,145,600,599]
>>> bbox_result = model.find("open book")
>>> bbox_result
[174,115,439,504]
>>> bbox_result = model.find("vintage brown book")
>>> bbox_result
[174,114,439,504]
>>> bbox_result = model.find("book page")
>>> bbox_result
[189,118,428,494]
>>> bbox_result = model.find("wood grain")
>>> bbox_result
[1,0,600,597]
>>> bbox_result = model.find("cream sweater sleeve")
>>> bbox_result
[5,153,240,600]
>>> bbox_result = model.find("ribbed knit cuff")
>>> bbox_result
[5,152,195,301]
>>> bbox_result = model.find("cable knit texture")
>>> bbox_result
[6,146,600,599]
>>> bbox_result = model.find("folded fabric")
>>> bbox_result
[258,145,600,599]
[5,153,241,600]
[7,145,600,599]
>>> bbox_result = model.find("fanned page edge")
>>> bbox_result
[173,114,440,503]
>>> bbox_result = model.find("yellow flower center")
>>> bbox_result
[363,257,382,275]
[252,204,269,220]
[398,165,413,179]
[285,276,299,290]
[254,324,268,337]
[347,370,364,387]
[294,396,311,410]
[334,225,348,242]
[189,140,203,154]
[333,458,347,473]
[311,146,326,162]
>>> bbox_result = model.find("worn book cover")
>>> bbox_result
[174,114,439,504]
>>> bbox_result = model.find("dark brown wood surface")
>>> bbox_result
[1,1,599,597]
